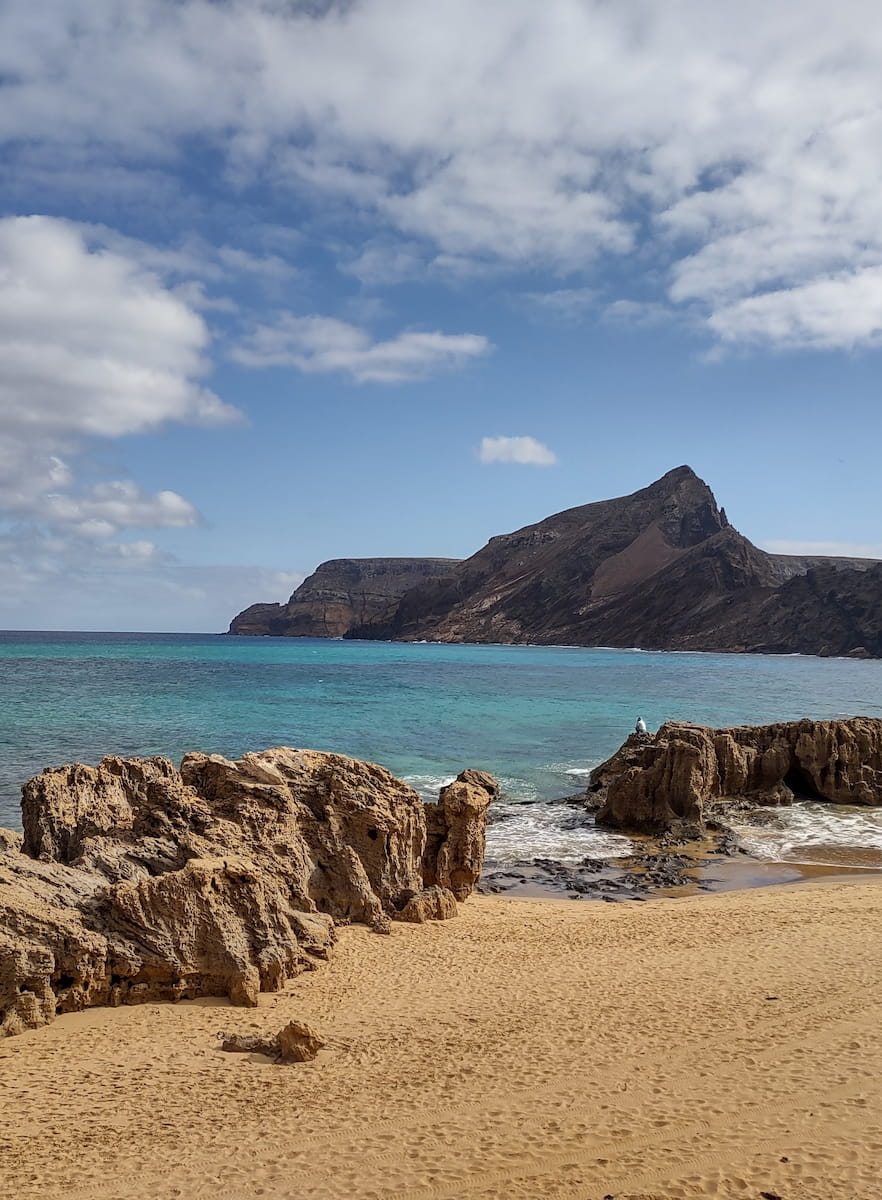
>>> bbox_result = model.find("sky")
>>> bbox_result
[2,0,882,631]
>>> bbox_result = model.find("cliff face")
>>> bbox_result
[229,558,461,637]
[229,467,882,656]
[743,562,882,657]
[368,466,725,643]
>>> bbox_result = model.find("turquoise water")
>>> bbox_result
[3,632,882,864]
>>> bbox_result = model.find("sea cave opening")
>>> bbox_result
[783,764,826,802]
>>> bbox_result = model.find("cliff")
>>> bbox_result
[229,467,882,656]
[587,718,882,832]
[1,748,497,1037]
[742,562,882,657]
[229,558,461,638]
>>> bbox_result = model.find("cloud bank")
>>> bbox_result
[763,540,882,560]
[0,216,235,588]
[5,1,882,349]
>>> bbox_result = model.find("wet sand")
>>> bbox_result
[482,834,882,901]
[3,876,882,1199]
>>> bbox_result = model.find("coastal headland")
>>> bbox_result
[230,465,882,658]
[2,880,881,1199]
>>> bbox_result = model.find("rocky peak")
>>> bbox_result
[226,467,882,657]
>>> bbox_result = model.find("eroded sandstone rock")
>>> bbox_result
[220,1018,325,1063]
[394,884,458,923]
[1,748,496,1037]
[590,718,882,832]
[423,769,498,900]
[277,1018,325,1062]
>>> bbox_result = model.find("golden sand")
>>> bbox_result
[3,878,882,1199]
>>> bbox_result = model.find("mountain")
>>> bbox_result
[229,467,882,656]
[741,561,882,657]
[229,557,462,638]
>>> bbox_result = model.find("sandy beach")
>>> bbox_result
[3,878,881,1200]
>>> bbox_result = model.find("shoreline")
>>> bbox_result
[482,847,882,901]
[487,855,882,901]
[3,875,882,1199]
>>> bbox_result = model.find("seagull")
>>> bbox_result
[635,717,648,734]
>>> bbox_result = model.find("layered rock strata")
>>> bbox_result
[229,558,461,638]
[588,718,882,832]
[230,467,882,657]
[1,748,497,1037]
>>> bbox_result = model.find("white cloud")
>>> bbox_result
[706,268,882,350]
[763,540,882,559]
[0,214,238,547]
[0,216,236,437]
[479,436,557,466]
[100,540,163,564]
[41,481,200,538]
[4,3,882,350]
[0,523,308,631]
[232,314,492,383]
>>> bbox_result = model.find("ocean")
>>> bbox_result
[3,631,882,868]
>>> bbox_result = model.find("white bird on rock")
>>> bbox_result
[635,717,648,734]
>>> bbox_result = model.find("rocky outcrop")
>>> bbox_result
[228,466,882,656]
[422,769,498,900]
[227,603,293,637]
[1,750,496,1037]
[229,558,462,637]
[220,1019,325,1063]
[589,718,882,832]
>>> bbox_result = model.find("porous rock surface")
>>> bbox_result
[1,748,497,1037]
[589,718,882,832]
[220,1018,325,1063]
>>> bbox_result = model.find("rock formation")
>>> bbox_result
[742,561,882,657]
[422,769,497,900]
[220,1019,325,1063]
[229,467,882,657]
[1,749,497,1038]
[229,558,461,637]
[588,718,882,832]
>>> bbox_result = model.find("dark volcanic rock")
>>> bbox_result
[380,465,733,644]
[590,718,882,832]
[228,467,882,656]
[229,558,461,637]
[743,562,882,657]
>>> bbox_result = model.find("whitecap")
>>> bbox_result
[485,801,632,864]
[731,800,882,868]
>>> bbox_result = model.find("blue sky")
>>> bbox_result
[2,0,882,631]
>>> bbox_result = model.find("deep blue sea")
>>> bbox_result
[3,632,882,866]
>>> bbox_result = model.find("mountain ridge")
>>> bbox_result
[229,467,882,657]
